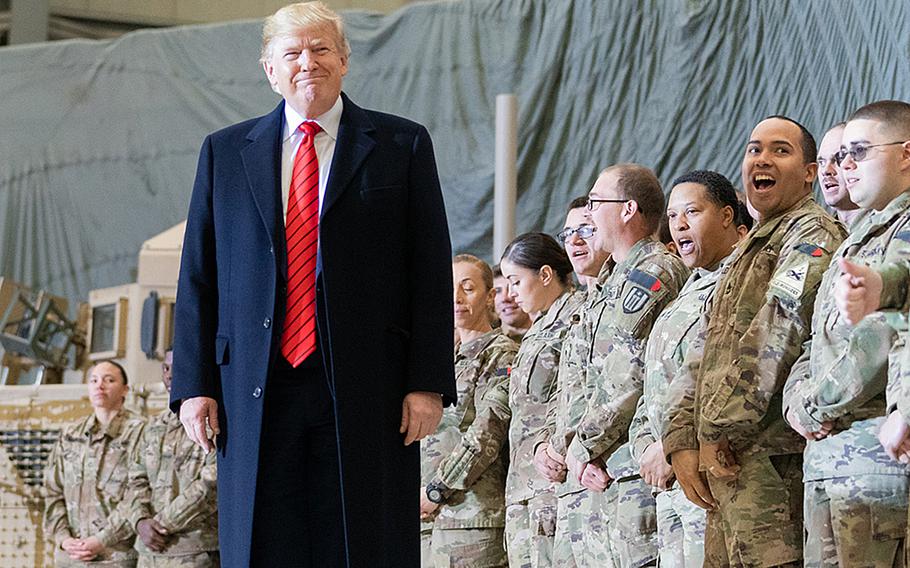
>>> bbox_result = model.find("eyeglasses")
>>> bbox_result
[557,224,596,244]
[835,141,908,165]
[586,197,628,211]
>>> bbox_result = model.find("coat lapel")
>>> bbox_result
[321,93,376,220]
[241,102,287,280]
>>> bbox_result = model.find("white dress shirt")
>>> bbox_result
[280,95,343,223]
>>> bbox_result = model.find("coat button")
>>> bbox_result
[252,387,262,398]
[263,317,271,328]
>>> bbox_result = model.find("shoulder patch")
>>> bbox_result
[628,269,662,292]
[794,243,826,257]
[495,366,511,377]
[895,230,910,243]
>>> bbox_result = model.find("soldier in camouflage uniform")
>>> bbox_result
[530,198,609,568]
[44,360,146,567]
[560,165,689,568]
[805,101,910,567]
[420,255,516,567]
[128,350,219,567]
[665,117,845,567]
[498,232,583,568]
[629,170,747,568]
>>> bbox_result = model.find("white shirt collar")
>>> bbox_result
[283,95,343,142]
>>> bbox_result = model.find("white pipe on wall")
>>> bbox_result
[493,94,518,263]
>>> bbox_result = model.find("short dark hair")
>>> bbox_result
[849,100,910,140]
[93,359,129,385]
[567,196,588,215]
[501,232,574,287]
[603,164,665,234]
[492,264,503,279]
[735,200,754,231]
[671,170,739,214]
[764,115,817,165]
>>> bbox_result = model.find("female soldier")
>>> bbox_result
[500,232,583,568]
[44,360,146,567]
[420,254,517,567]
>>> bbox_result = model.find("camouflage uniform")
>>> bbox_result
[783,192,910,567]
[44,409,146,567]
[679,195,845,567]
[535,286,603,568]
[565,238,689,568]
[629,258,729,567]
[505,290,584,568]
[127,410,219,567]
[420,328,516,568]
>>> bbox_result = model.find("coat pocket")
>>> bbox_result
[215,335,229,365]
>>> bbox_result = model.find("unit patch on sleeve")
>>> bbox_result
[769,261,808,299]
[622,269,662,314]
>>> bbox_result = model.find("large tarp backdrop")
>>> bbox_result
[1,0,908,306]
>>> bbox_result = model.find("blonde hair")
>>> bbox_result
[260,1,351,63]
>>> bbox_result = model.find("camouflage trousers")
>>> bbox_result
[136,552,219,567]
[804,474,907,568]
[607,476,658,567]
[504,493,557,568]
[705,453,803,567]
[655,485,706,568]
[54,549,137,567]
[420,527,507,568]
[553,489,612,567]
[553,477,657,568]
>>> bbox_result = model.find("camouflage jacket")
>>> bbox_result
[693,195,845,456]
[127,409,218,555]
[44,409,146,563]
[421,328,516,529]
[630,257,728,466]
[566,238,689,475]
[537,287,597,497]
[784,192,910,479]
[506,290,584,505]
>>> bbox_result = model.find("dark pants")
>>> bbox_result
[250,354,347,567]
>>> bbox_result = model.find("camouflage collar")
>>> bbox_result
[83,409,130,441]
[534,289,577,329]
[750,193,815,238]
[837,190,910,254]
[457,328,504,360]
[595,255,616,287]
[606,237,660,284]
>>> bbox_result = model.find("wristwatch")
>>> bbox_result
[425,481,450,504]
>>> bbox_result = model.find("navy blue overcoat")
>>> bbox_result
[171,93,456,567]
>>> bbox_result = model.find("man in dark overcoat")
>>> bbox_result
[170,2,456,566]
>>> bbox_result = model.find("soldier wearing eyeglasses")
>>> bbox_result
[803,99,910,567]
[556,165,688,567]
[816,122,865,228]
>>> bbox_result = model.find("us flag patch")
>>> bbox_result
[795,243,825,257]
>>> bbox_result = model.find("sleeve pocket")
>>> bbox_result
[215,335,229,365]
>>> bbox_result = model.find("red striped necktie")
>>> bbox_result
[280,121,322,367]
